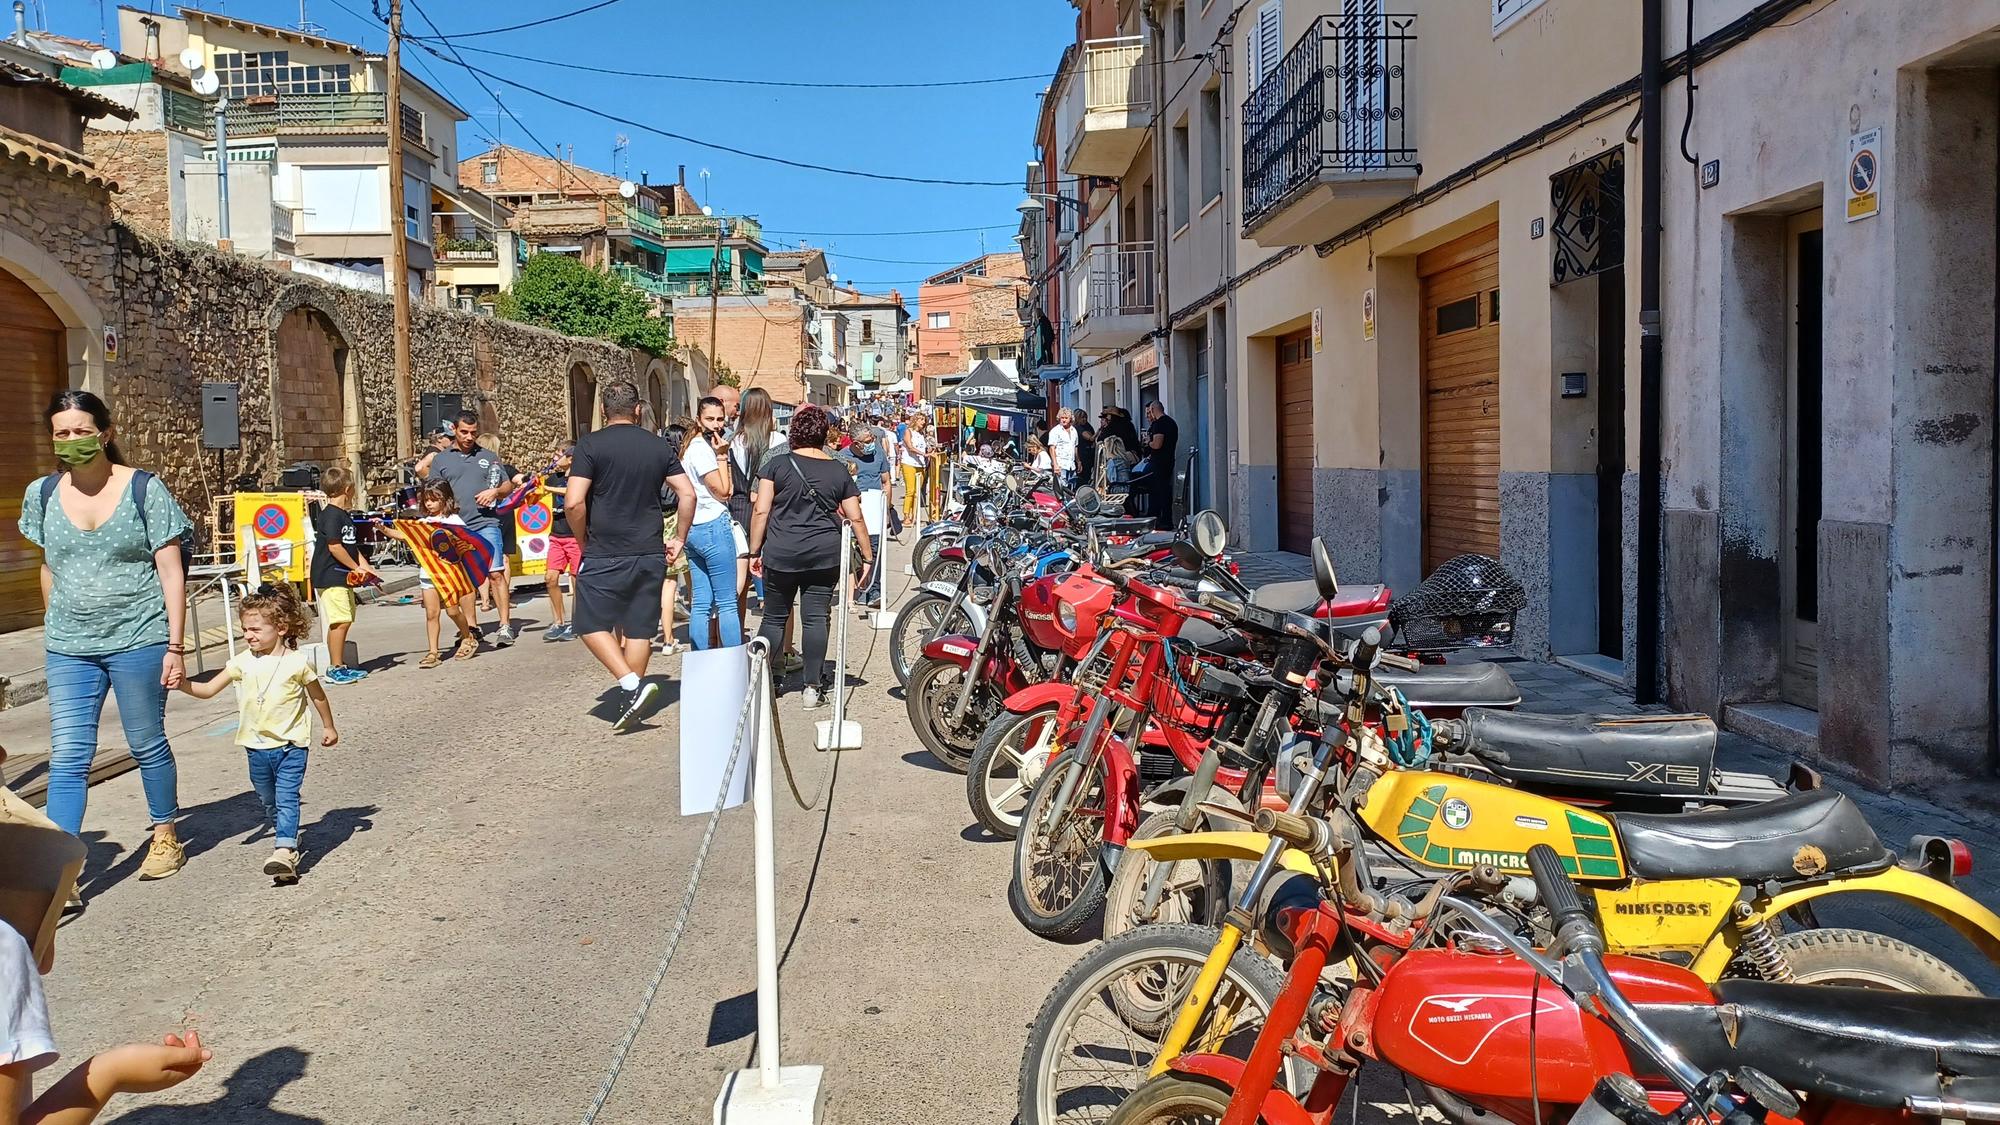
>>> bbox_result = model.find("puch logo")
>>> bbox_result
[1454,849,1530,870]
[1613,901,1712,917]
[1625,762,1704,786]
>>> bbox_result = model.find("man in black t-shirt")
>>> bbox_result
[568,379,696,730]
[1144,399,1180,529]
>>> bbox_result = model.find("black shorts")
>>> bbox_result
[572,553,666,637]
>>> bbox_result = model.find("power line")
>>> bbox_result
[760,223,1018,238]
[401,0,624,40]
[432,42,1053,89]
[410,44,1020,187]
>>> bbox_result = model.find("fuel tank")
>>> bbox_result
[1357,769,1626,879]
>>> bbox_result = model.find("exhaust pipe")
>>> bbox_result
[12,2,26,46]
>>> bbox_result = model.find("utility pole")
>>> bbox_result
[386,0,414,460]
[212,96,231,251]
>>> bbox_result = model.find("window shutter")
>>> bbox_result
[1252,0,1284,86]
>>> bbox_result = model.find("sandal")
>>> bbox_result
[453,629,481,661]
[419,650,442,669]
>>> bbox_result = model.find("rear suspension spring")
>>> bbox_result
[1732,903,1795,982]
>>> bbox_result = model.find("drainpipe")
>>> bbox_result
[1636,0,1665,703]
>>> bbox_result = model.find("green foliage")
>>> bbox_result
[496,254,673,355]
[711,361,741,388]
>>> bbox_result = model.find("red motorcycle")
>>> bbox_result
[1123,839,2000,1125]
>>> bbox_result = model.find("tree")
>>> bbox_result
[711,361,741,388]
[496,254,672,355]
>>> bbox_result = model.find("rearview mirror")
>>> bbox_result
[1072,485,1100,514]
[1311,536,1340,600]
[1169,540,1207,571]
[1191,510,1227,559]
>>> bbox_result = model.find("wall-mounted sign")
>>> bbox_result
[1311,307,1323,353]
[1846,127,1880,222]
[103,326,119,362]
[1361,289,1376,341]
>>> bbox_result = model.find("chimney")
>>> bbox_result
[640,170,648,186]
[142,17,161,63]
[12,2,25,46]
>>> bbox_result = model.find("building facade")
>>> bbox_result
[914,251,1028,398]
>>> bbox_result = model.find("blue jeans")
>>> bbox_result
[468,523,505,569]
[685,516,743,650]
[246,744,309,849]
[44,643,178,834]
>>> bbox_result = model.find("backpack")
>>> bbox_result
[39,470,195,572]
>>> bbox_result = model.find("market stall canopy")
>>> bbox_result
[934,359,1047,413]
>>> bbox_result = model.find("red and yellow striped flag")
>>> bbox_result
[396,520,494,604]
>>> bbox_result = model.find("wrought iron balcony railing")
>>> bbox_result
[1242,12,1417,229]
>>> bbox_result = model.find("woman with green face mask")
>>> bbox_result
[21,390,193,896]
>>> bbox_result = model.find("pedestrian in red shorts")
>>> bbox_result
[540,443,582,641]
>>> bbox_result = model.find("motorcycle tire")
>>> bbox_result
[1102,808,1232,943]
[912,531,958,580]
[1775,927,1981,994]
[926,557,969,590]
[1009,748,1111,940]
[1102,1074,1232,1125]
[889,591,968,690]
[966,704,1064,840]
[1016,922,1302,1125]
[905,657,984,772]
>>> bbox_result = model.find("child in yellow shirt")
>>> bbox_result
[176,583,337,882]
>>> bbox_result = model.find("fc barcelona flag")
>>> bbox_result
[395,520,494,603]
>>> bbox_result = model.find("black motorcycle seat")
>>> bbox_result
[1373,662,1521,710]
[1456,709,1716,797]
[1101,533,1177,565]
[1088,516,1160,536]
[1176,618,1248,657]
[1614,788,1891,882]
[1642,981,2000,1107]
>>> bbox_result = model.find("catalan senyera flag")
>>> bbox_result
[395,520,494,603]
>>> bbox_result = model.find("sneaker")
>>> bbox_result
[453,629,482,661]
[803,686,833,710]
[344,665,370,682]
[493,623,518,648]
[543,623,569,642]
[612,681,661,731]
[658,640,687,656]
[326,666,367,685]
[137,835,185,880]
[419,650,442,669]
[782,651,804,674]
[263,848,300,881]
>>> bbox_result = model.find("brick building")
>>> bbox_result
[913,252,1027,398]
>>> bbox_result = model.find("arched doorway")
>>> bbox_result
[568,362,597,438]
[275,306,361,486]
[0,266,65,631]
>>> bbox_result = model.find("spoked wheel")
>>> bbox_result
[1102,809,1231,943]
[966,704,1064,839]
[912,531,959,580]
[927,557,969,589]
[905,657,989,772]
[1103,1074,1232,1125]
[889,591,968,689]
[1010,748,1111,940]
[1017,922,1301,1125]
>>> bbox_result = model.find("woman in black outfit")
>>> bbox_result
[747,406,875,707]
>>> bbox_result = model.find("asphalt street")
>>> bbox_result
[3,570,1081,1123]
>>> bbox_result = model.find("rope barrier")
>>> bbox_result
[578,646,767,1125]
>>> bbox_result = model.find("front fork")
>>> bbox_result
[946,582,1011,729]
[1135,748,1225,921]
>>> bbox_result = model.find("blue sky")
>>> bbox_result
[63,0,1075,295]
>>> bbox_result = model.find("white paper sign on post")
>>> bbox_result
[679,644,755,815]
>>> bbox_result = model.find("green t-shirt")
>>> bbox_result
[20,472,192,656]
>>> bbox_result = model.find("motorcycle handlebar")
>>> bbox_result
[1526,844,1593,942]
[1252,809,1323,853]
[1351,626,1384,673]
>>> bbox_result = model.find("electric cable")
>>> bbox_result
[430,42,1054,89]
[402,0,624,41]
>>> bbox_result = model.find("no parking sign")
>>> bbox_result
[513,494,551,576]
[233,492,309,584]
[1846,127,1881,222]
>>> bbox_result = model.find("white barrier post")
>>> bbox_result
[714,640,825,1123]
[814,525,863,751]
[870,489,894,630]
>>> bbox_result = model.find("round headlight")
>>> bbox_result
[1057,601,1078,633]
[975,501,1001,529]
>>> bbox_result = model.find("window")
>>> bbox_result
[861,317,874,344]
[481,161,498,185]
[1249,0,1284,87]
[1170,121,1190,229]
[405,175,428,241]
[1488,289,1500,323]
[1199,86,1222,203]
[209,50,352,98]
[1435,295,1480,335]
[1493,0,1549,35]
[926,311,951,329]
[1171,2,1187,53]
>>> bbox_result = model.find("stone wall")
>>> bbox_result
[81,129,172,238]
[1,152,664,548]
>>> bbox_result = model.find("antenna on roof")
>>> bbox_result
[296,0,324,35]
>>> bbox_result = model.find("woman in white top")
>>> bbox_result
[899,412,932,522]
[678,396,741,649]
[1026,435,1054,474]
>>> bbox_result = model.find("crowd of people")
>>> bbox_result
[968,399,1180,529]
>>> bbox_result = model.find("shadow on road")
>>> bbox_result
[110,1046,324,1125]
[296,804,378,876]
[899,751,955,774]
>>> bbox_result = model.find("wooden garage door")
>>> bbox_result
[1419,226,1501,573]
[1276,329,1314,554]
[0,268,66,632]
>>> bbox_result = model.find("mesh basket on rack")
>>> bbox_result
[1388,553,1525,653]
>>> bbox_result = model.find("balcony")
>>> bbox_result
[657,214,763,244]
[611,262,674,297]
[1070,242,1154,354]
[661,275,767,298]
[1062,36,1150,178]
[1241,13,1419,247]
[620,204,665,239]
[435,235,497,263]
[170,91,394,138]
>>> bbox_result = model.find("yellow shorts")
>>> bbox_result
[317,586,356,626]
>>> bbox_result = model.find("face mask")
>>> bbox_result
[54,435,103,465]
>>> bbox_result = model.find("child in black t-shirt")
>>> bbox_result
[541,443,579,642]
[309,465,375,684]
